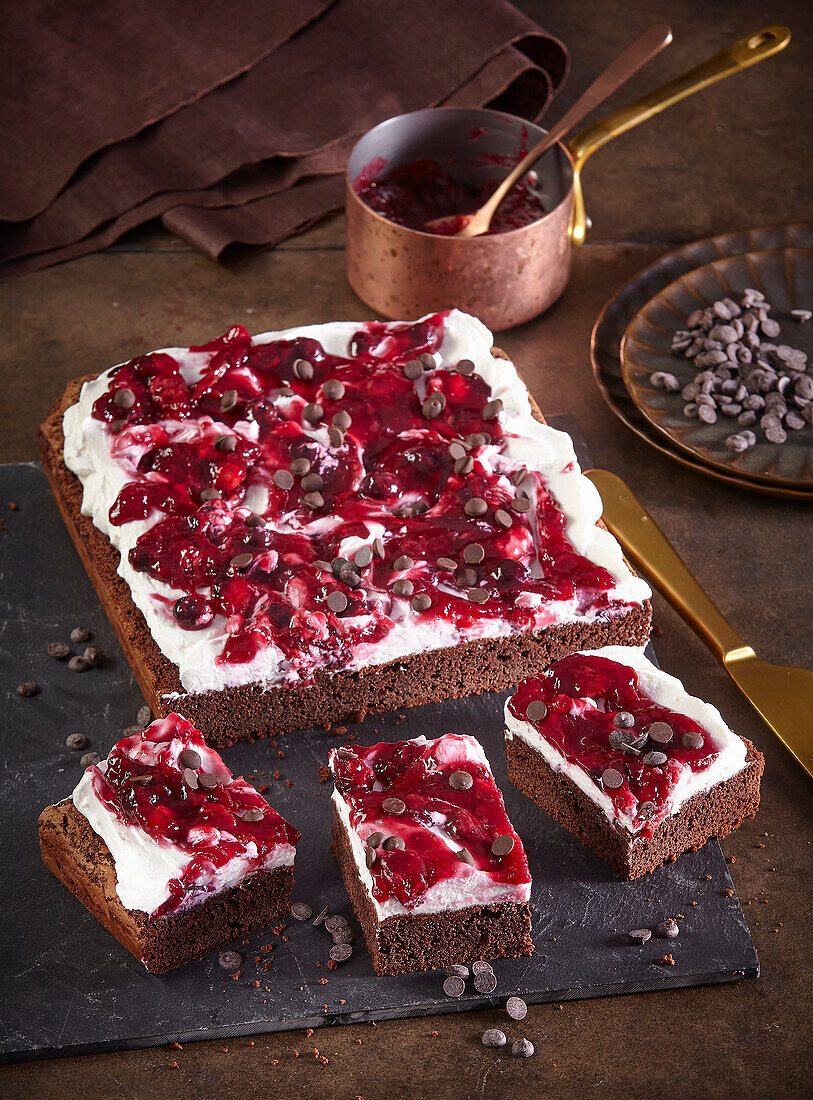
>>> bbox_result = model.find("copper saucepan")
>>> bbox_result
[346,26,789,331]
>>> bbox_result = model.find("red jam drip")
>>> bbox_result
[93,314,622,682]
[89,714,299,917]
[331,735,530,910]
[353,156,545,235]
[508,655,724,838]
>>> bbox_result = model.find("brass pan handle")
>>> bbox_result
[566,25,791,246]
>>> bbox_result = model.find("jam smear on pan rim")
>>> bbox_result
[508,654,725,838]
[331,735,531,910]
[92,312,622,684]
[88,713,299,917]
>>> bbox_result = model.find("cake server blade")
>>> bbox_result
[586,469,813,779]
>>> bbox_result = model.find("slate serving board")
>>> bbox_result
[0,443,758,1063]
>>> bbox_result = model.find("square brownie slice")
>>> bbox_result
[329,733,533,976]
[505,646,763,879]
[38,713,299,973]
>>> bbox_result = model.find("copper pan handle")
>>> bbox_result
[565,25,791,247]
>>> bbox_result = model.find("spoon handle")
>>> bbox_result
[480,22,673,224]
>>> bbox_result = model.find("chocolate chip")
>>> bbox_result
[71,626,91,644]
[129,774,152,786]
[16,680,39,697]
[312,905,330,926]
[467,588,489,604]
[366,831,384,849]
[457,567,477,587]
[647,721,673,744]
[83,645,105,667]
[183,767,198,789]
[510,494,532,513]
[273,469,294,490]
[290,457,311,477]
[230,552,253,571]
[68,656,90,673]
[629,928,652,944]
[482,1028,507,1048]
[403,359,423,380]
[511,1039,534,1058]
[382,797,406,815]
[422,396,444,419]
[80,751,101,767]
[491,834,514,857]
[220,389,238,413]
[601,768,624,789]
[241,808,264,822]
[199,773,218,790]
[436,556,457,572]
[656,918,679,939]
[682,731,704,750]
[443,975,465,998]
[394,554,414,571]
[66,733,89,750]
[352,546,373,569]
[483,398,503,421]
[638,801,656,820]
[291,902,312,921]
[456,848,475,865]
[457,358,475,375]
[214,434,237,453]
[609,729,633,750]
[472,960,493,975]
[329,943,353,963]
[506,996,527,1020]
[302,402,323,423]
[122,725,144,738]
[411,593,431,612]
[327,591,348,614]
[293,358,314,380]
[525,699,547,722]
[200,487,221,502]
[474,970,497,994]
[323,379,345,401]
[137,705,152,727]
[448,442,467,461]
[113,387,136,410]
[393,579,414,598]
[613,711,635,729]
[47,641,70,659]
[643,751,667,766]
[447,964,469,978]
[791,308,812,322]
[219,950,242,971]
[324,914,349,934]
[372,537,385,559]
[454,454,474,475]
[179,748,202,769]
[332,409,352,431]
[383,835,406,851]
[463,543,485,564]
[464,496,487,516]
[302,491,325,509]
[494,509,512,528]
[449,770,473,791]
[301,472,325,493]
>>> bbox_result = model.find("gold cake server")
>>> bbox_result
[586,469,813,778]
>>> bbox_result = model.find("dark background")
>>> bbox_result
[2,1,811,1096]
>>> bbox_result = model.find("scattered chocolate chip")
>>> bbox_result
[638,801,656,820]
[220,389,238,413]
[682,731,704,749]
[456,567,477,587]
[273,469,295,490]
[382,797,406,815]
[302,491,325,509]
[403,359,423,380]
[443,975,465,998]
[302,402,323,424]
[352,545,372,569]
[179,748,202,769]
[291,902,313,921]
[463,543,485,564]
[68,656,90,673]
[301,472,324,492]
[494,508,512,528]
[454,454,474,475]
[200,487,221,502]
[483,398,503,421]
[456,848,475,865]
[482,1028,507,1048]
[511,1038,534,1058]
[70,626,91,644]
[366,831,384,849]
[323,379,345,401]
[290,457,311,477]
[329,943,353,963]
[47,641,70,659]
[327,591,349,614]
[422,395,444,419]
[506,996,527,1020]
[457,358,475,375]
[436,556,457,572]
[394,554,414,571]
[214,434,237,453]
[83,645,105,667]
[293,358,314,380]
[324,914,350,934]
[447,964,469,978]
[643,751,667,767]
[372,537,385,559]
[66,732,89,750]
[510,494,532,513]
[791,308,811,323]
[647,721,673,744]
[312,905,330,926]
[601,768,624,789]
[656,918,679,939]
[332,409,352,431]
[491,834,515,857]
[129,774,152,786]
[241,808,264,822]
[16,680,39,697]
[393,579,414,599]
[411,593,431,612]
[629,928,652,944]
[137,705,152,727]
[113,387,136,410]
[80,751,101,767]
[525,699,547,723]
[614,711,635,729]
[449,770,473,791]
[219,950,242,971]
[383,835,406,851]
[121,725,144,738]
[474,970,497,994]
[182,767,199,789]
[472,960,493,975]
[467,588,489,604]
[230,552,253,571]
[464,497,487,517]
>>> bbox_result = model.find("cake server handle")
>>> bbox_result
[586,469,813,778]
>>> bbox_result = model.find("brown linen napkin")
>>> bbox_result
[0,0,332,223]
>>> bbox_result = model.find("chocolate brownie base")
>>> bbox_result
[39,374,651,748]
[331,811,533,976]
[505,732,763,879]
[38,799,294,973]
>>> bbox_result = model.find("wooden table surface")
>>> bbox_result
[2,2,811,1096]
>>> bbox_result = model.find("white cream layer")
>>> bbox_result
[504,645,746,835]
[332,734,531,921]
[63,310,651,695]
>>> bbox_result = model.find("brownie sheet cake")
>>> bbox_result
[39,714,299,973]
[40,309,652,746]
[505,646,763,879]
[329,734,533,975]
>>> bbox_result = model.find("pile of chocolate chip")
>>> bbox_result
[654,289,812,452]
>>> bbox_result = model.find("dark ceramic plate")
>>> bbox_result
[620,249,813,489]
[591,224,813,502]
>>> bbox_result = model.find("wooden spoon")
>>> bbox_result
[425,23,673,238]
